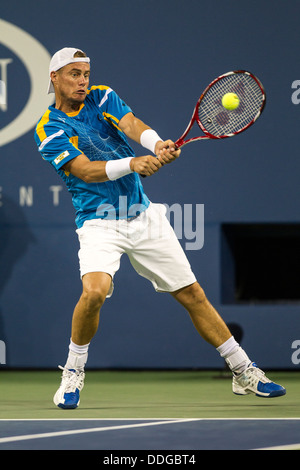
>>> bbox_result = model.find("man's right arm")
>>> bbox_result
[63,153,108,183]
[63,153,162,182]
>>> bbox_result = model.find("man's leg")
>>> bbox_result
[171,281,231,348]
[171,281,286,398]
[171,282,251,374]
[71,271,112,345]
[53,272,112,409]
[65,271,112,369]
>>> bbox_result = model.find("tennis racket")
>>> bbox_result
[174,70,266,149]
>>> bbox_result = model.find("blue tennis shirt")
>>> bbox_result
[34,85,150,228]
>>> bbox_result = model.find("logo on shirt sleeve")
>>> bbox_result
[54,150,70,165]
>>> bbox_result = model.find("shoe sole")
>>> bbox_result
[57,402,79,409]
[233,389,286,398]
[53,391,80,409]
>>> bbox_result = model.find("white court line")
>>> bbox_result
[0,418,200,445]
[255,443,300,450]
[1,417,300,421]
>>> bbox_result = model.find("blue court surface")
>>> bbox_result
[0,418,299,451]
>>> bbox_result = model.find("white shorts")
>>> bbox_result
[76,202,197,297]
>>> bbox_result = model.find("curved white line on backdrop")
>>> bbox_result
[0,18,54,147]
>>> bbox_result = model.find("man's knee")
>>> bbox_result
[171,282,207,307]
[81,272,112,309]
[81,286,106,309]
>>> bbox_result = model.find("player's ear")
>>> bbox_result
[50,71,58,89]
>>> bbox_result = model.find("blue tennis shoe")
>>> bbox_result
[53,366,85,409]
[232,362,286,398]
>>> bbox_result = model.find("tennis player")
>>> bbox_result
[34,48,285,409]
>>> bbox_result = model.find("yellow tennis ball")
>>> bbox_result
[222,93,240,110]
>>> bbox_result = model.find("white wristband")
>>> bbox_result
[140,129,162,154]
[105,157,133,181]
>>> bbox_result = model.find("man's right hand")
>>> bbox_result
[130,155,162,176]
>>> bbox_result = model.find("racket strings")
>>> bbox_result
[198,73,265,137]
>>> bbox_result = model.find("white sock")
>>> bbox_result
[65,339,89,371]
[217,336,239,357]
[217,336,251,375]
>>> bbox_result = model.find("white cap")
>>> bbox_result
[47,47,90,94]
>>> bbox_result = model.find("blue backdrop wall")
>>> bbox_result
[0,0,300,370]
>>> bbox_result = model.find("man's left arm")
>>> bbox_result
[119,112,181,165]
